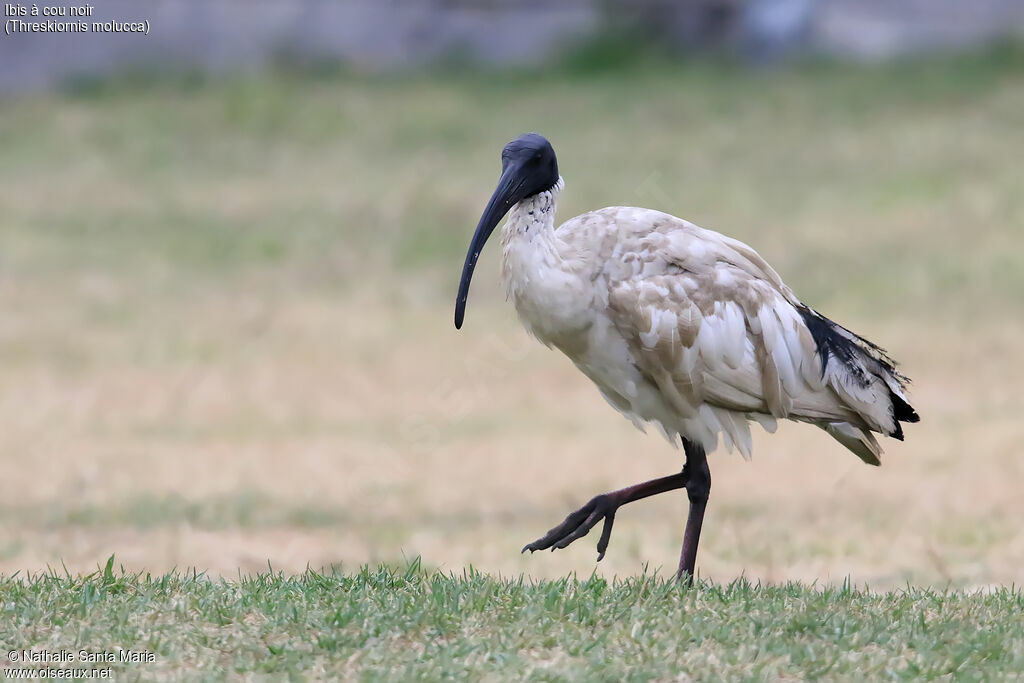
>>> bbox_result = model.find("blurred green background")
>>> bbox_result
[1,7,1023,588]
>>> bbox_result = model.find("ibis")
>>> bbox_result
[454,133,919,581]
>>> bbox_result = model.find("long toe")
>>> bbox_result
[522,494,617,559]
[522,505,595,553]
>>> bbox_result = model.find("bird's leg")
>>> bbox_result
[522,470,688,561]
[677,438,711,584]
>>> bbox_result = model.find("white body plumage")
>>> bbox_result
[499,178,914,465]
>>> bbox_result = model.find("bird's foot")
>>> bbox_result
[522,494,619,561]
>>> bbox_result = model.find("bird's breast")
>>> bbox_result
[500,240,595,351]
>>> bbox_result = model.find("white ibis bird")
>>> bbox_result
[454,133,919,581]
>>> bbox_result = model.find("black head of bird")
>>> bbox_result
[455,133,559,330]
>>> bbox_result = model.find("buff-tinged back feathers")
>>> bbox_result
[499,200,918,465]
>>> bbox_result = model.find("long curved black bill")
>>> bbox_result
[454,165,525,329]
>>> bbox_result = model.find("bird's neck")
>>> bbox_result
[500,176,563,246]
[500,177,564,280]
[500,177,593,343]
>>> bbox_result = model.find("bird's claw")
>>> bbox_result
[522,494,619,562]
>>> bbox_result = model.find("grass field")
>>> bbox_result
[4,560,1024,679]
[1,48,1024,677]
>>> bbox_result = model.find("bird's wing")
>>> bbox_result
[593,208,916,464]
